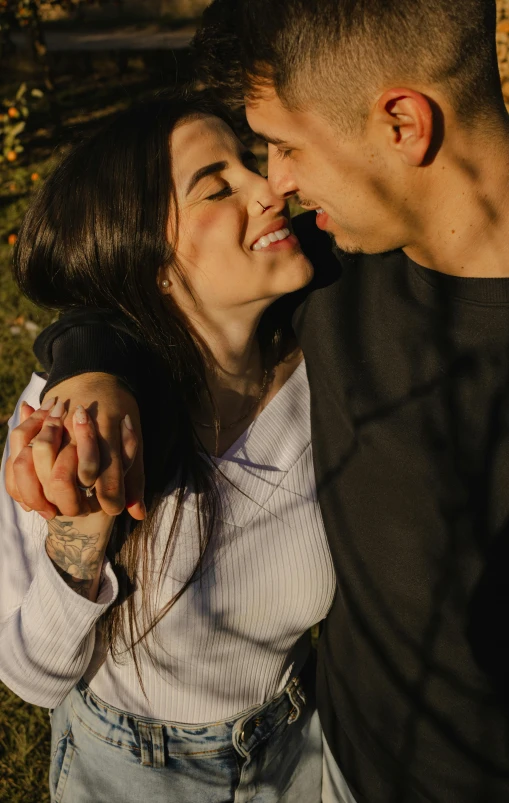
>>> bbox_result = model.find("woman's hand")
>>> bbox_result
[8,400,138,600]
[8,399,137,520]
[5,375,145,520]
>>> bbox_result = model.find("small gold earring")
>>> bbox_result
[161,279,170,288]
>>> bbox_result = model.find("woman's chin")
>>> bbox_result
[282,254,314,293]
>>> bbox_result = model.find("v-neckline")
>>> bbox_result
[215,360,307,465]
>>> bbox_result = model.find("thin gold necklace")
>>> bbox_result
[193,368,274,431]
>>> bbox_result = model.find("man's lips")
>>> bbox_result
[314,208,330,231]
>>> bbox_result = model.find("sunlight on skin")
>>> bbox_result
[165,114,313,361]
[245,84,509,276]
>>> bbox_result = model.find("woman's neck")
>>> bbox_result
[192,311,266,407]
[186,306,301,456]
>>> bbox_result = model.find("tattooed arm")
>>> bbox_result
[9,391,137,604]
[46,513,115,602]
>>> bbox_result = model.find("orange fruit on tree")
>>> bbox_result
[31,172,40,181]
[7,234,17,246]
[7,107,19,118]
[6,150,17,162]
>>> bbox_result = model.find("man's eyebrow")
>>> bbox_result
[253,132,289,147]
[186,160,228,196]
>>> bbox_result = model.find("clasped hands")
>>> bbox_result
[5,374,145,521]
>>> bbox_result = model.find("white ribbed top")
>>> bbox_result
[0,363,335,723]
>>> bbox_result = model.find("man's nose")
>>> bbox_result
[267,145,298,200]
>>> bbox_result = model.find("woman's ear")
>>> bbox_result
[372,88,434,167]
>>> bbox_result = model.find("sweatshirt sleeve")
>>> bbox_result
[33,308,148,400]
[0,375,118,708]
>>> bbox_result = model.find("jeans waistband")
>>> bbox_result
[71,676,308,767]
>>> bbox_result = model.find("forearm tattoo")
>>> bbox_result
[46,519,103,599]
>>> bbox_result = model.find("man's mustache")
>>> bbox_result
[295,195,319,208]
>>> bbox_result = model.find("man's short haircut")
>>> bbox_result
[194,0,503,133]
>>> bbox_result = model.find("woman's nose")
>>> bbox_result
[252,191,286,215]
[250,177,286,216]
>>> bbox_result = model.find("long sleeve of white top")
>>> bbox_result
[0,374,118,708]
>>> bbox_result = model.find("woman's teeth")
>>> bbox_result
[252,227,291,251]
[316,208,325,215]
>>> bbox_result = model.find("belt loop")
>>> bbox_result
[138,722,165,768]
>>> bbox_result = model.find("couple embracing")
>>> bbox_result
[2,1,509,802]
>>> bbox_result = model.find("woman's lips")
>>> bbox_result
[252,233,300,252]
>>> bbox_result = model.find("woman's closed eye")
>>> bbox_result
[206,185,238,201]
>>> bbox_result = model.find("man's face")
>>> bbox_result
[246,87,412,254]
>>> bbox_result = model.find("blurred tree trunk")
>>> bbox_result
[0,2,17,63]
[25,1,61,131]
[26,0,55,92]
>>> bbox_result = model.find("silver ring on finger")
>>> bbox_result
[77,483,96,498]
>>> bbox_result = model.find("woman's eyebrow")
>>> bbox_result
[186,161,228,196]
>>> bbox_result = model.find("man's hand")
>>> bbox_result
[5,373,145,520]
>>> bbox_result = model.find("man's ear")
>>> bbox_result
[372,88,433,167]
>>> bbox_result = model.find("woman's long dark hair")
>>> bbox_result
[13,92,295,688]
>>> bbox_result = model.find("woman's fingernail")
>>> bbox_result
[21,400,29,408]
[123,414,134,431]
[41,396,56,411]
[49,400,65,418]
[74,405,88,425]
[38,511,53,520]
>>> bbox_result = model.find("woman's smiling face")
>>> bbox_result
[166,115,313,319]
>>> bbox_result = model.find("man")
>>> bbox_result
[7,0,509,800]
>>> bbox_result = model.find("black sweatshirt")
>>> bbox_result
[34,211,509,802]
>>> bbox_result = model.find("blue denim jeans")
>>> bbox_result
[49,676,322,803]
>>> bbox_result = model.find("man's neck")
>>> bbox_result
[404,118,509,277]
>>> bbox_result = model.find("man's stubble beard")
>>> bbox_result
[328,231,365,258]
[328,232,402,260]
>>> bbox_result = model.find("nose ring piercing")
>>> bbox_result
[161,279,170,288]
[257,201,268,211]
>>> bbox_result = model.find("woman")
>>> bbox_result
[0,94,335,802]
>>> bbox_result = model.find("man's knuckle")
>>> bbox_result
[79,459,100,474]
[102,501,124,515]
[59,500,81,517]
[13,452,30,472]
[31,437,52,452]
[50,470,73,488]
[100,481,122,497]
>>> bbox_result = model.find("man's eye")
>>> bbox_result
[206,186,235,201]
[275,147,293,160]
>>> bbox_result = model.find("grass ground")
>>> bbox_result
[0,46,195,802]
[0,685,52,802]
